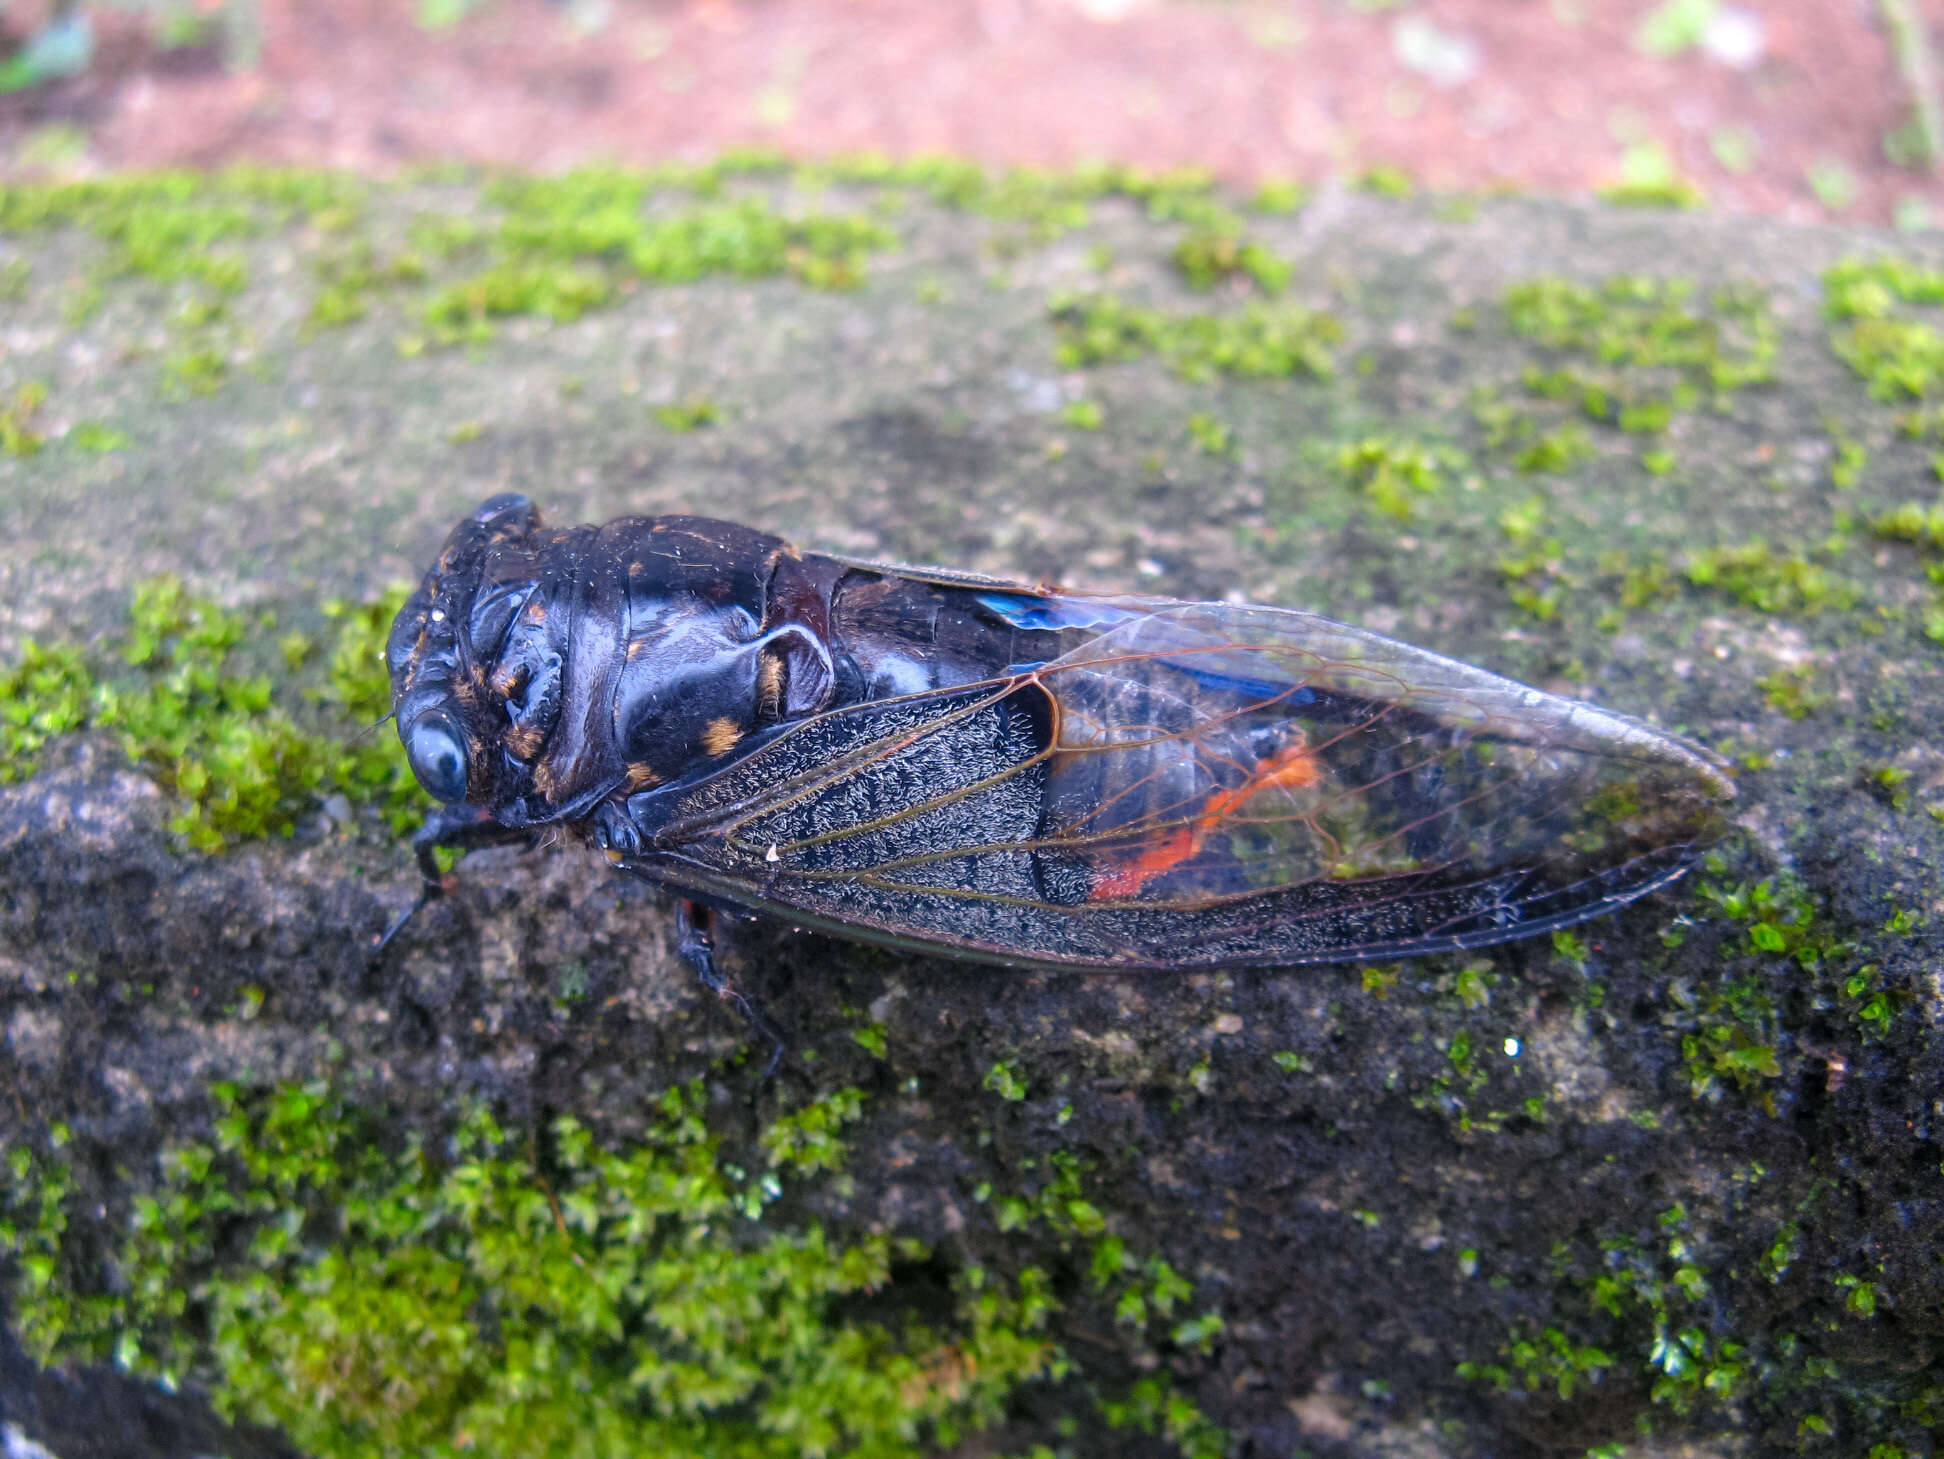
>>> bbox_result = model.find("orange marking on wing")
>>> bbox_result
[1089,741,1321,902]
[1089,827,1196,901]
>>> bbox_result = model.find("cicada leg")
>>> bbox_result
[372,805,535,958]
[675,898,788,1081]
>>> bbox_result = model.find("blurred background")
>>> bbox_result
[0,0,1939,225]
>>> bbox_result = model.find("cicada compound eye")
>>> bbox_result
[405,715,470,803]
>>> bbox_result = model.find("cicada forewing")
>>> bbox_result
[620,594,1734,971]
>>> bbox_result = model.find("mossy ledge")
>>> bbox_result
[1,161,1942,1458]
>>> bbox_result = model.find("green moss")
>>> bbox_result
[1048,292,1342,381]
[0,640,93,782]
[1862,763,1913,812]
[1454,1147,1944,1448]
[1059,399,1102,431]
[1824,256,1944,399]
[846,157,1103,237]
[0,173,363,330]
[66,421,130,452]
[1498,276,1777,444]
[1830,432,1868,489]
[1756,664,1829,720]
[1335,435,1461,519]
[0,167,909,371]
[851,1024,888,1058]
[0,380,46,455]
[759,1086,866,1175]
[1185,411,1234,456]
[1247,179,1307,214]
[1872,499,1944,550]
[1357,165,1414,200]
[1457,1326,1615,1401]
[654,398,721,432]
[2,1080,1062,1459]
[0,576,421,850]
[1682,540,1853,615]
[422,262,613,341]
[307,242,429,330]
[489,172,899,285]
[1513,421,1593,474]
[406,211,488,260]
[405,191,898,347]
[636,203,895,289]
[1598,142,1706,210]
[1842,964,1899,1039]
[161,347,228,398]
[0,1063,1225,1455]
[1492,497,1570,621]
[1169,230,1292,295]
[1360,965,1398,997]
[1097,1377,1227,1459]
[982,1061,1028,1102]
[1686,865,1913,1077]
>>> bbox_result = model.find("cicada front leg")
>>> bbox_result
[372,804,535,958]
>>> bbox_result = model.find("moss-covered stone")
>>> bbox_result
[1,163,1941,1459]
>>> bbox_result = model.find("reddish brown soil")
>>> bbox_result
[3,0,1941,224]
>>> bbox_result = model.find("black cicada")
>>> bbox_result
[381,494,1733,1050]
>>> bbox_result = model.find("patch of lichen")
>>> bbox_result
[0,1079,1069,1458]
[0,575,421,850]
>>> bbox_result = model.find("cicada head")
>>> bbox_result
[388,493,547,808]
[391,500,839,825]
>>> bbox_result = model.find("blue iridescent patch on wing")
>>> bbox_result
[975,593,1140,633]
[1170,665,1320,705]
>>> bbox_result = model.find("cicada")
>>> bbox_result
[381,494,1733,1051]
